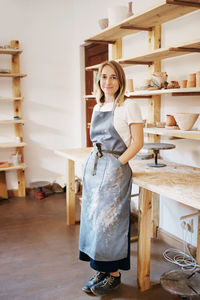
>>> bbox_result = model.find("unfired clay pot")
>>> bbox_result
[98,18,109,29]
[174,113,199,131]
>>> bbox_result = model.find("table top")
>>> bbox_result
[55,148,200,210]
[143,143,176,150]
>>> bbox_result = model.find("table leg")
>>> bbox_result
[0,171,8,199]
[66,159,75,225]
[196,215,200,265]
[137,187,152,291]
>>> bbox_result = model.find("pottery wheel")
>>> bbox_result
[160,269,200,297]
[143,143,175,167]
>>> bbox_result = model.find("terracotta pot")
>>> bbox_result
[187,73,196,88]
[126,78,134,92]
[180,80,187,88]
[166,114,177,126]
[174,113,199,131]
[196,71,200,88]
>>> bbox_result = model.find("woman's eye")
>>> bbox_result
[101,74,107,79]
[111,76,117,80]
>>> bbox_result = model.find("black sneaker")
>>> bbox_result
[82,272,107,293]
[91,273,121,296]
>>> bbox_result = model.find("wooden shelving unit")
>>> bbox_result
[0,40,27,199]
[85,0,199,44]
[84,0,200,245]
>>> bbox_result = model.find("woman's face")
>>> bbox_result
[100,65,120,98]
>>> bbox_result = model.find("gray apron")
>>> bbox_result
[79,103,132,261]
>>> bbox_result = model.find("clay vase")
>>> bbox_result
[174,113,199,131]
[166,114,177,126]
[180,80,187,88]
[126,78,134,92]
[196,71,200,87]
[187,73,196,88]
[127,2,134,18]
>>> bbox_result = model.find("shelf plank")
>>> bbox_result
[0,73,27,78]
[85,1,199,43]
[84,95,96,99]
[0,142,27,148]
[0,48,23,55]
[127,87,200,97]
[117,39,200,66]
[0,120,25,124]
[0,163,27,172]
[144,127,200,140]
[0,97,23,101]
[85,39,200,71]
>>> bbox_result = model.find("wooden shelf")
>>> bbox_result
[85,39,200,71]
[0,163,27,172]
[127,87,200,97]
[0,97,23,101]
[84,95,96,99]
[85,0,199,43]
[118,39,200,66]
[0,142,27,148]
[0,48,23,55]
[0,73,27,78]
[144,127,200,140]
[0,120,25,125]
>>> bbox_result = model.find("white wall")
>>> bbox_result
[0,0,199,245]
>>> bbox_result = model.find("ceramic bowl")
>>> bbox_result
[173,113,199,131]
[98,18,109,30]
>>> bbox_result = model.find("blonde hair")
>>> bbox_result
[95,60,126,106]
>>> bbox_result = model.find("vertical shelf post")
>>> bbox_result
[11,40,26,196]
[148,26,161,238]
[112,39,122,60]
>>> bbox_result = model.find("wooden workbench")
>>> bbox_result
[55,147,200,291]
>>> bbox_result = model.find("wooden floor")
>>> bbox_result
[0,193,178,300]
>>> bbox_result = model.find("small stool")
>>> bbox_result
[143,142,176,167]
[30,181,50,200]
[160,269,200,299]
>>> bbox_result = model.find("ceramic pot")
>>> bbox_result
[98,18,109,30]
[196,71,200,87]
[187,73,196,88]
[174,113,199,131]
[166,114,177,126]
[127,2,134,18]
[180,80,187,88]
[126,78,134,92]
[107,6,128,26]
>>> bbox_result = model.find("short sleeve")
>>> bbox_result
[125,100,143,125]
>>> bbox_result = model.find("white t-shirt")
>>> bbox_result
[93,99,143,147]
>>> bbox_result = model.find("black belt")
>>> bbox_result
[92,143,123,176]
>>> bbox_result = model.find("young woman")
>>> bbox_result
[79,60,144,296]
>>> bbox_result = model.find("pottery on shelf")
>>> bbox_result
[127,2,134,17]
[98,18,109,30]
[126,78,134,92]
[174,113,199,131]
[180,80,187,88]
[107,6,128,26]
[196,71,200,87]
[187,73,196,88]
[166,114,177,126]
